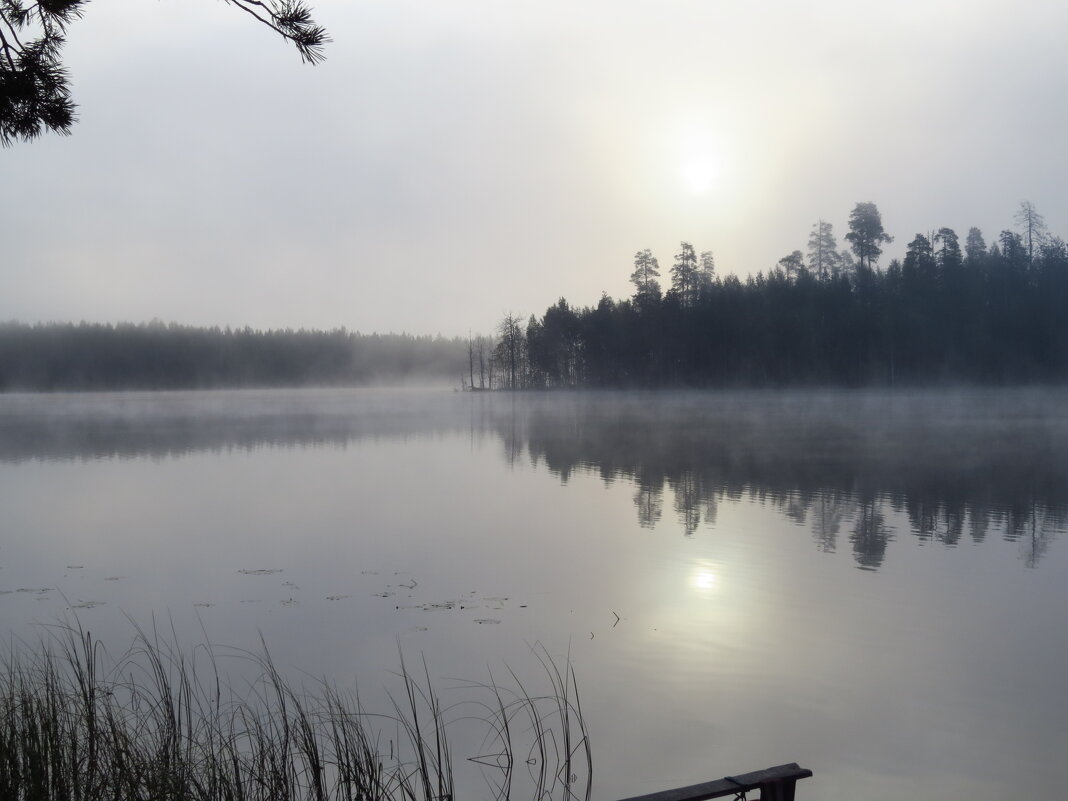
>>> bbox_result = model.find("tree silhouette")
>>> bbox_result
[0,0,327,145]
[698,250,717,295]
[934,227,962,274]
[670,242,700,306]
[845,202,893,273]
[964,227,987,265]
[807,219,841,280]
[495,313,526,390]
[903,233,935,281]
[630,249,662,302]
[777,250,805,280]
[1015,201,1048,268]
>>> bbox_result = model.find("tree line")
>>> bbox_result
[492,201,1068,388]
[0,322,469,390]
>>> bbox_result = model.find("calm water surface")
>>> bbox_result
[1,387,1067,801]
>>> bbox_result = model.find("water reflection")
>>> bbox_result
[3,388,1067,570]
[2,388,1067,801]
[689,561,719,593]
[0,389,474,462]
[502,390,1068,570]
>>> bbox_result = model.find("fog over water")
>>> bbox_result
[1,387,1066,800]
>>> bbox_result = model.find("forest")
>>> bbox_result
[4,202,1065,392]
[485,201,1068,389]
[0,322,468,390]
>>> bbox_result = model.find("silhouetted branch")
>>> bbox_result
[224,0,329,64]
[0,0,327,145]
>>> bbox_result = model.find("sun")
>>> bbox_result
[665,122,734,199]
[682,156,721,194]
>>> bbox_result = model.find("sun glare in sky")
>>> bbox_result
[682,156,721,194]
[674,124,728,196]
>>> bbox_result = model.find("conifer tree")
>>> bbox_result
[671,242,700,306]
[903,233,935,280]
[0,0,327,145]
[934,228,962,274]
[836,249,855,279]
[777,250,805,280]
[1014,201,1048,268]
[807,219,841,280]
[965,227,988,265]
[845,202,893,272]
[699,250,716,293]
[630,249,662,301]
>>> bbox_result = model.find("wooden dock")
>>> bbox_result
[615,763,812,801]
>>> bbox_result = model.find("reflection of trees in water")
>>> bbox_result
[851,497,891,571]
[808,491,855,553]
[0,392,484,463]
[902,494,971,547]
[633,483,663,529]
[670,472,720,536]
[1008,502,1063,569]
[7,390,1068,570]
[665,476,1062,571]
[511,394,1068,570]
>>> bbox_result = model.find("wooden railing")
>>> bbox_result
[615,763,812,801]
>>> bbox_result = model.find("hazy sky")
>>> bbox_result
[4,0,1067,336]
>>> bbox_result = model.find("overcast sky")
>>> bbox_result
[4,0,1067,336]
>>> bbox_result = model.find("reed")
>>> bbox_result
[0,621,591,801]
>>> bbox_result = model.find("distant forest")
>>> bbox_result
[484,201,1068,389]
[6,201,1066,392]
[0,323,468,391]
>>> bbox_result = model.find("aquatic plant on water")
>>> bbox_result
[0,621,591,801]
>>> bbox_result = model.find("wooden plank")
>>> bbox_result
[614,763,812,801]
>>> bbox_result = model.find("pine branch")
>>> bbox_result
[225,0,329,64]
[0,0,328,145]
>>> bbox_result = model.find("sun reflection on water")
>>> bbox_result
[690,561,719,593]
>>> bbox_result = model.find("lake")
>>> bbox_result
[1,387,1066,801]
